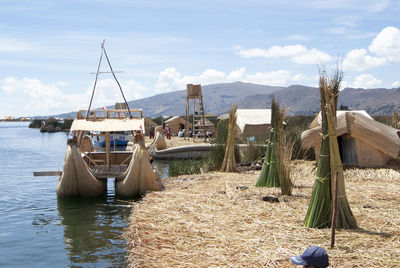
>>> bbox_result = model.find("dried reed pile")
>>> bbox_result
[125,161,400,267]
[220,104,238,172]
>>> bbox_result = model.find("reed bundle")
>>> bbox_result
[256,98,283,188]
[392,110,399,129]
[220,104,238,172]
[305,68,357,229]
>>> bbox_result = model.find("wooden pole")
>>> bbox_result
[106,131,111,171]
[331,170,339,248]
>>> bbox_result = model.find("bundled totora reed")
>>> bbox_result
[256,97,282,188]
[304,67,357,229]
[57,138,106,198]
[220,104,238,172]
[116,137,162,198]
[148,125,167,150]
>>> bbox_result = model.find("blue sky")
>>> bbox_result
[1,0,399,117]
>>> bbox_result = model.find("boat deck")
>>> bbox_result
[90,165,128,180]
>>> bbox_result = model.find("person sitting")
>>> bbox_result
[290,246,329,268]
[178,129,185,138]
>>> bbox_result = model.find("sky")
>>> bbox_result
[0,0,399,117]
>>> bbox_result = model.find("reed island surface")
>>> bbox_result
[124,137,400,267]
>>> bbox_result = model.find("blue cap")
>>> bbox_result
[290,246,329,268]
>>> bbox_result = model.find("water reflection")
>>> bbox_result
[57,180,134,267]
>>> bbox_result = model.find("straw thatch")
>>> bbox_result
[309,110,372,129]
[220,104,238,172]
[236,109,271,138]
[125,161,400,267]
[302,112,400,168]
[115,144,162,198]
[57,139,106,198]
[79,135,94,152]
[148,126,167,150]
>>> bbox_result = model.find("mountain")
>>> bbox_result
[240,85,400,115]
[47,82,400,118]
[125,82,284,116]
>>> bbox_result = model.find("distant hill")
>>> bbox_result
[124,82,284,117]
[46,82,400,118]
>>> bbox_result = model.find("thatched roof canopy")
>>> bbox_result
[71,118,145,133]
[310,110,372,128]
[236,109,271,133]
[302,112,400,158]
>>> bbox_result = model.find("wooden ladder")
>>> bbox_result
[192,90,206,141]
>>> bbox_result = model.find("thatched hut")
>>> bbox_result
[236,109,271,138]
[144,117,157,136]
[164,116,192,136]
[302,112,400,168]
[309,110,372,128]
[193,118,215,134]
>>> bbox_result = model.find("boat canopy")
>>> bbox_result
[71,118,145,133]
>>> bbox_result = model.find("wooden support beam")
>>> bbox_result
[33,171,62,177]
[105,131,110,171]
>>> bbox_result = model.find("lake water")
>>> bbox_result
[0,122,169,267]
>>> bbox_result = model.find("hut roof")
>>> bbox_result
[194,118,214,127]
[236,109,271,133]
[165,116,186,124]
[144,117,157,127]
[302,112,400,159]
[71,118,145,133]
[310,110,372,128]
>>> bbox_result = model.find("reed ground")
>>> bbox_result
[125,160,400,267]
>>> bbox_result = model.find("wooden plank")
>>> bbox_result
[33,171,62,177]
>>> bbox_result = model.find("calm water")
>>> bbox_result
[0,122,169,267]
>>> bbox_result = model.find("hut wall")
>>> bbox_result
[243,124,270,139]
[354,138,390,168]
[167,121,185,135]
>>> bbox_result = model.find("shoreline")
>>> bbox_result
[124,160,400,267]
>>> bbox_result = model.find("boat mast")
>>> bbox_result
[86,40,133,119]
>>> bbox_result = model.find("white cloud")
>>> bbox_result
[369,26,400,62]
[155,67,312,93]
[392,81,400,88]
[343,74,382,89]
[0,77,147,116]
[343,48,387,71]
[287,34,309,42]
[236,44,332,64]
[0,37,35,52]
[155,67,227,93]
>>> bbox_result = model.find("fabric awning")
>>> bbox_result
[71,118,145,133]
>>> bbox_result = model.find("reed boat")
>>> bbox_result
[53,40,162,198]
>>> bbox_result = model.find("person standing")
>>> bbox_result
[149,125,155,139]
[164,124,171,139]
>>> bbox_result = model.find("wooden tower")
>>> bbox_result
[185,84,206,140]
